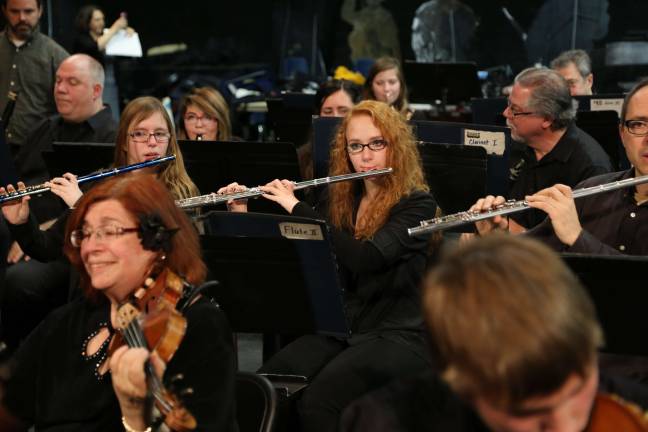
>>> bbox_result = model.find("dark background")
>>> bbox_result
[3,0,648,98]
[26,0,647,72]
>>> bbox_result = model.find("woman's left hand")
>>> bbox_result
[110,346,165,430]
[260,179,299,213]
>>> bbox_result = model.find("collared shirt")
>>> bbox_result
[0,30,69,146]
[508,123,613,228]
[14,105,117,182]
[530,169,648,255]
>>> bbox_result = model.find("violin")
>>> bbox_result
[108,268,197,431]
[585,393,648,432]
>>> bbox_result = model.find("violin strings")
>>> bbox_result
[123,318,173,413]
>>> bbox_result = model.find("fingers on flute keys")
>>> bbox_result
[470,195,509,235]
[1,182,31,225]
[46,173,82,208]
[526,184,581,246]
[217,182,248,212]
[260,179,299,213]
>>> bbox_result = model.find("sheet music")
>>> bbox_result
[105,29,143,57]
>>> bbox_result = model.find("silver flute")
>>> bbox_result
[0,155,176,204]
[408,174,648,237]
[176,168,394,209]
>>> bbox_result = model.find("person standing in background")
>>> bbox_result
[0,0,69,149]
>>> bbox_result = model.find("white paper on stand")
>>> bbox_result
[105,30,143,57]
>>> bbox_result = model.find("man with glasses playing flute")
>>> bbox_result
[503,67,612,231]
[472,77,648,255]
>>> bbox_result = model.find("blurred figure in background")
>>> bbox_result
[73,5,135,119]
[551,49,594,96]
[177,87,232,142]
[298,79,361,180]
[363,57,413,119]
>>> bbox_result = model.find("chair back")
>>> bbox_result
[236,371,277,432]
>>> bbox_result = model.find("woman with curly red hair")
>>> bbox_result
[250,99,437,431]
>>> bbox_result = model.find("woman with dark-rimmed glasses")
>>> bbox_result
[222,99,437,431]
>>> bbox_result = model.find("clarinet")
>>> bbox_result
[0,155,176,204]
[408,174,648,237]
[176,168,394,209]
[1,91,17,127]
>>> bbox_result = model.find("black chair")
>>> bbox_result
[236,371,277,432]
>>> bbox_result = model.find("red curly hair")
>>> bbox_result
[328,100,428,239]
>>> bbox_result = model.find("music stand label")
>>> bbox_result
[463,129,506,156]
[279,222,325,240]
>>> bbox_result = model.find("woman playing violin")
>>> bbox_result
[0,173,237,431]
[1,96,199,349]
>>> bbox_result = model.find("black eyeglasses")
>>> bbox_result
[129,130,171,143]
[623,119,648,136]
[346,139,388,154]
[506,101,536,118]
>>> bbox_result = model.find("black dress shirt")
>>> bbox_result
[293,190,437,353]
[13,106,117,222]
[509,123,612,228]
[529,169,648,255]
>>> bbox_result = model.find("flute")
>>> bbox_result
[176,168,394,209]
[408,174,648,237]
[0,155,176,204]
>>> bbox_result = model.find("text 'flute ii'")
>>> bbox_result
[0,155,176,204]
[408,174,648,237]
[176,168,393,209]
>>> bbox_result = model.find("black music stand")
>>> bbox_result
[266,93,317,149]
[198,211,349,337]
[414,120,510,197]
[561,254,648,357]
[178,140,302,214]
[419,142,487,217]
[44,142,115,178]
[403,61,482,106]
[30,142,115,216]
[576,110,626,171]
[471,97,507,127]
[311,116,339,181]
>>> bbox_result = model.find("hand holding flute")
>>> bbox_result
[470,184,582,246]
[525,184,582,246]
[217,182,249,212]
[0,182,30,225]
[217,179,300,214]
[44,173,82,208]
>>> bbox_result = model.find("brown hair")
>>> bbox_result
[177,86,232,141]
[114,96,198,200]
[328,100,428,239]
[363,56,410,116]
[620,78,648,122]
[423,235,603,408]
[64,173,207,301]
